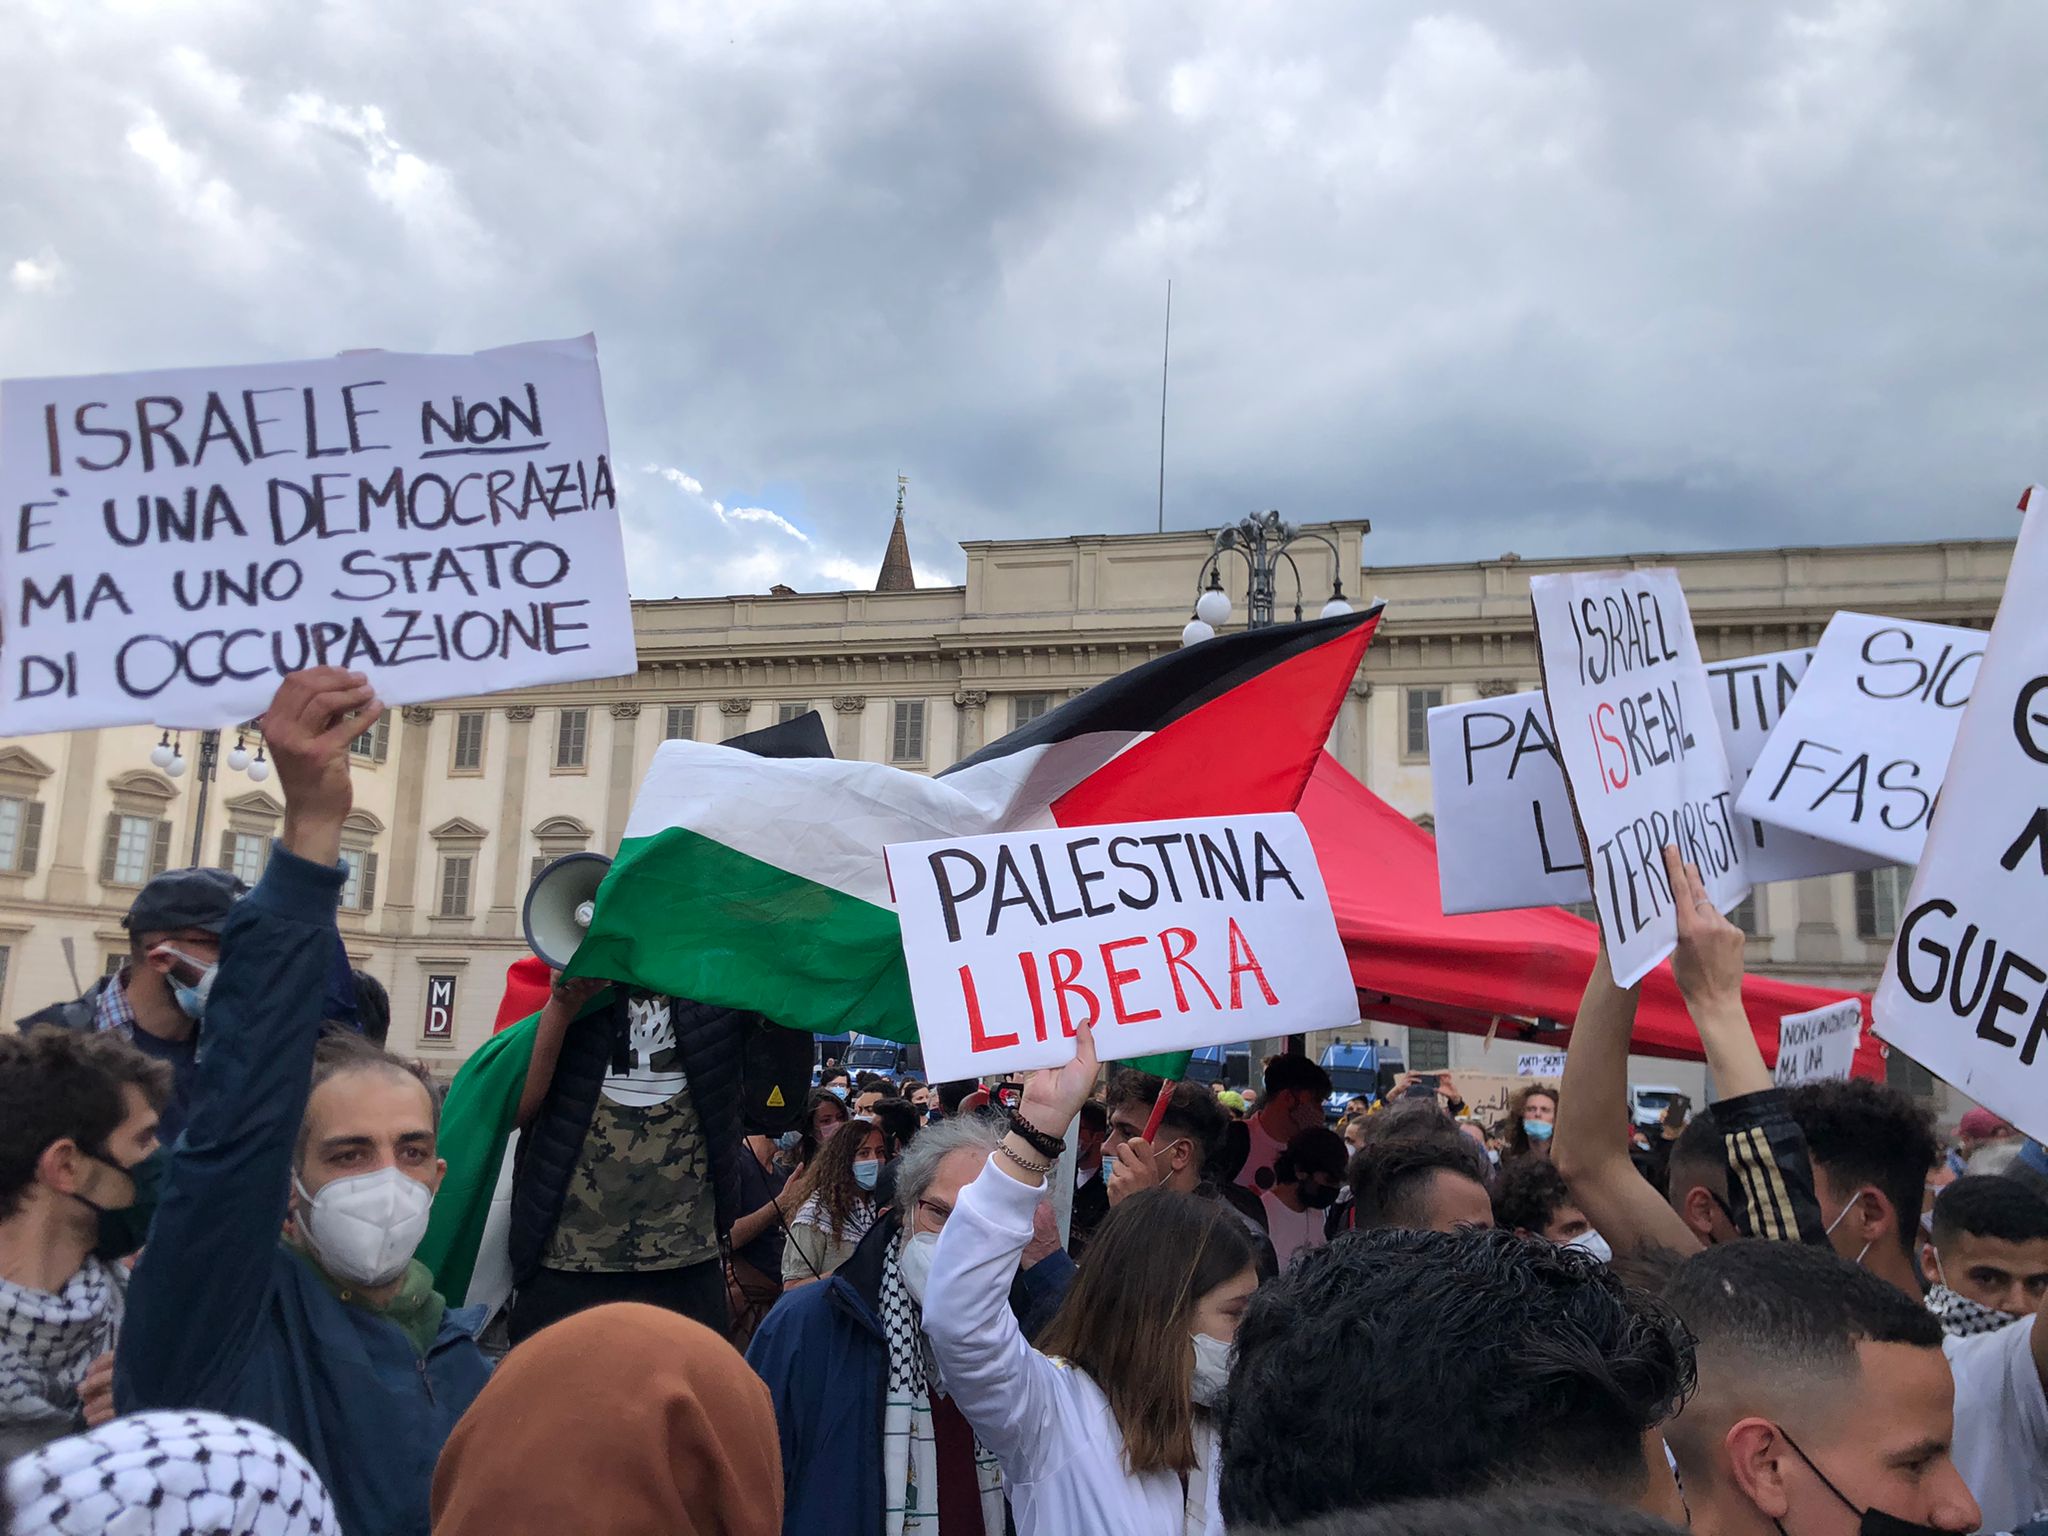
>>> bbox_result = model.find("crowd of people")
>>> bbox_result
[0,667,2044,1536]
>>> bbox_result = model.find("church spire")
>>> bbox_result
[876,474,915,592]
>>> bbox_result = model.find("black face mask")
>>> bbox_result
[73,1146,166,1261]
[1300,1181,1339,1210]
[1774,1427,1955,1536]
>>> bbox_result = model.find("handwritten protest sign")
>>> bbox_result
[0,335,634,732]
[1456,1072,1560,1123]
[1875,495,2048,1140]
[1772,1000,1863,1086]
[1432,652,1882,916]
[1531,568,1750,987]
[886,811,1355,1081]
[1736,613,1984,865]
[1517,1050,1569,1077]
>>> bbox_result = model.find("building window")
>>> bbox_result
[1887,1050,1937,1100]
[555,709,588,770]
[1012,693,1053,731]
[891,699,926,764]
[0,796,44,874]
[341,847,379,912]
[1408,1028,1451,1072]
[438,855,473,918]
[1855,867,1909,940]
[101,814,170,886]
[777,701,811,725]
[221,830,268,888]
[664,705,695,742]
[1730,891,1760,937]
[530,853,551,885]
[451,712,486,773]
[1404,688,1444,760]
[349,717,390,763]
[1566,898,1599,923]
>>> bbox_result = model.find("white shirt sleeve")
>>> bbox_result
[1944,1316,2048,1532]
[921,1155,1074,1485]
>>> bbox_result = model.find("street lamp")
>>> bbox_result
[1181,509,1366,644]
[150,727,270,866]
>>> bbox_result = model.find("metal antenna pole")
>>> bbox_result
[1156,280,1172,534]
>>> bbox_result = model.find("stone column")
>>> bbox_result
[832,695,867,759]
[379,706,435,936]
[46,729,102,904]
[604,703,640,851]
[953,688,991,755]
[720,698,753,741]
[483,706,536,939]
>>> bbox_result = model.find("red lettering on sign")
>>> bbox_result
[1048,948,1098,1036]
[1594,702,1628,791]
[1161,926,1221,1012]
[960,963,1019,1053]
[1226,918,1278,1009]
[1019,951,1049,1042]
[1101,935,1161,1026]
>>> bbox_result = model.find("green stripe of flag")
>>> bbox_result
[565,825,920,1044]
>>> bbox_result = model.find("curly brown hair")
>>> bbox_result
[1505,1083,1559,1159]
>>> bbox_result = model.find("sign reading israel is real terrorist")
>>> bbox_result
[1874,494,2048,1142]
[1431,649,1881,917]
[887,811,1355,1081]
[1736,612,1984,866]
[1531,567,1749,989]
[0,334,634,733]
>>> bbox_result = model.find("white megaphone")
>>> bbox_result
[522,852,613,970]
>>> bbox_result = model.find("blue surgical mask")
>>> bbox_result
[853,1158,881,1191]
[1523,1119,1554,1142]
[160,947,217,1020]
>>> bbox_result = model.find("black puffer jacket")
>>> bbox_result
[507,991,751,1283]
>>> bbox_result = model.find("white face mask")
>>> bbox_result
[1566,1228,1613,1264]
[1824,1188,1875,1267]
[898,1229,940,1305]
[293,1165,434,1287]
[1191,1331,1232,1408]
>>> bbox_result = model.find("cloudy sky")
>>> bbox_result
[5,1,2044,597]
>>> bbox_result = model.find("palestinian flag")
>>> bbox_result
[566,606,1384,1039]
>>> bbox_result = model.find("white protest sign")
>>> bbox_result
[1432,651,1884,916]
[1709,649,1889,885]
[1531,567,1749,988]
[1428,692,1587,913]
[1875,496,2048,1140]
[0,335,634,732]
[1772,1000,1863,1086]
[886,811,1355,1081]
[1517,1050,1569,1077]
[1735,613,1984,865]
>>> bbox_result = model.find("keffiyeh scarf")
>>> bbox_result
[791,1193,878,1248]
[1925,1283,2020,1338]
[0,1259,123,1438]
[5,1410,337,1535]
[880,1231,1003,1536]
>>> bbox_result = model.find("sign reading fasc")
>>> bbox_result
[1736,612,1985,865]
[1530,567,1750,988]
[1875,494,2048,1140]
[423,975,457,1041]
[887,812,1356,1081]
[0,335,635,734]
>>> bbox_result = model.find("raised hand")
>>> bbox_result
[1018,1021,1099,1137]
[261,669,380,866]
[1661,844,1746,1025]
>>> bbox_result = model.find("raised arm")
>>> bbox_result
[118,669,370,1413]
[1552,948,1702,1260]
[516,976,607,1129]
[1663,846,1826,1247]
[922,1025,1097,1479]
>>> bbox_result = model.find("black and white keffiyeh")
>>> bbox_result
[1926,1283,2020,1338]
[879,1231,1002,1536]
[0,1259,123,1439]
[5,1411,337,1536]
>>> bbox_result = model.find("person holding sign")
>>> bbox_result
[113,669,490,1536]
[921,1022,1258,1535]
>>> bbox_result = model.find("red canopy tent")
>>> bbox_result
[1296,752,1884,1077]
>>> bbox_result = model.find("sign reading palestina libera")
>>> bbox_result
[1875,490,2048,1141]
[0,334,635,733]
[885,812,1357,1082]
[1529,567,1751,989]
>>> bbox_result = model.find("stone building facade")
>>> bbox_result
[0,520,2011,1109]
